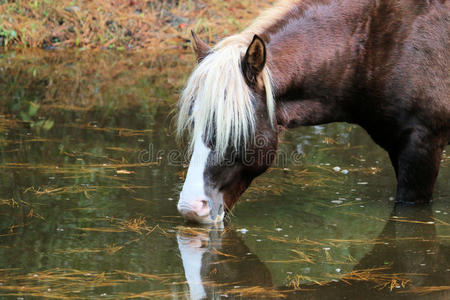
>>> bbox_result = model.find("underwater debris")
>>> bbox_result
[222,286,287,298]
[326,267,413,291]
[0,268,184,299]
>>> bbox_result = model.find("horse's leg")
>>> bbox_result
[388,151,399,178]
[392,127,445,204]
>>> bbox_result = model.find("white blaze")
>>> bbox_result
[178,135,210,210]
[178,134,225,223]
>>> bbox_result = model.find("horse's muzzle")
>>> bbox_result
[177,199,224,224]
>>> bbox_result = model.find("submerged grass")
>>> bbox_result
[55,217,167,257]
[25,183,150,197]
[0,268,184,299]
[288,266,414,292]
[223,286,287,298]
[75,216,166,236]
[267,234,449,249]
[2,162,155,174]
[246,167,343,197]
[245,160,384,198]
[327,267,413,291]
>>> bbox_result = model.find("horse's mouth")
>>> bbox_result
[208,200,224,221]
[178,205,224,224]
[178,190,226,224]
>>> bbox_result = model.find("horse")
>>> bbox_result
[177,0,450,223]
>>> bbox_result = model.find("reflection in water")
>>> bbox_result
[285,205,450,299]
[177,225,275,299]
[178,229,210,299]
[0,50,188,108]
[178,205,449,299]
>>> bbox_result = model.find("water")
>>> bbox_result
[0,51,449,299]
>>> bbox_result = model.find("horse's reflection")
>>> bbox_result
[177,205,449,299]
[285,205,450,300]
[177,230,211,299]
[177,225,273,299]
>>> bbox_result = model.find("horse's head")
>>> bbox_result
[177,32,278,223]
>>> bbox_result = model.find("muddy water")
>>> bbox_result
[0,51,449,299]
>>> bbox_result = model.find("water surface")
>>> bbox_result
[0,51,449,299]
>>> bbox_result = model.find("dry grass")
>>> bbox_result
[75,216,166,235]
[332,267,412,291]
[23,184,151,198]
[288,274,328,288]
[266,249,315,264]
[0,268,184,299]
[0,1,278,109]
[223,286,287,298]
[267,234,449,250]
[288,266,415,292]
[176,225,211,236]
[53,217,167,256]
[0,0,276,50]
[389,216,436,225]
[0,260,285,299]
[0,198,19,208]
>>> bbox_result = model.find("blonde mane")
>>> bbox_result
[177,0,300,157]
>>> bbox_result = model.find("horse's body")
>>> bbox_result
[177,0,449,223]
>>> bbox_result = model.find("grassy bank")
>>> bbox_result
[0,1,277,113]
[0,0,275,50]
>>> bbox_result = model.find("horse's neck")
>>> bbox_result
[266,0,370,99]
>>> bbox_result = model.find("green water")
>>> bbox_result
[0,51,449,299]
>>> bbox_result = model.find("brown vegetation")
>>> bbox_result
[0,1,278,109]
[0,0,276,50]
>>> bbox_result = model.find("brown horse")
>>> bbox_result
[177,0,449,223]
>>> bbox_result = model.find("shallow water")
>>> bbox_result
[0,51,449,299]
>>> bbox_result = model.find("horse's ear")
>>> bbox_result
[242,35,266,84]
[191,30,211,63]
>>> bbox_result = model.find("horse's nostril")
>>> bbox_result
[178,199,211,221]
